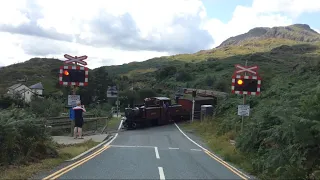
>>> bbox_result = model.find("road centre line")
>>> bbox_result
[190,149,202,151]
[110,145,155,148]
[42,146,110,180]
[168,147,179,149]
[174,123,251,179]
[154,147,160,159]
[158,167,165,180]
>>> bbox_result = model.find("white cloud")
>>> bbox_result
[203,1,295,47]
[0,31,169,68]
[252,0,320,17]
[0,0,319,69]
[0,0,30,26]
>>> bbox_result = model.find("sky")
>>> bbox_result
[0,0,319,69]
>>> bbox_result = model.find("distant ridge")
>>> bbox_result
[218,24,320,48]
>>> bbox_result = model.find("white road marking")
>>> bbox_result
[67,135,115,161]
[174,123,251,179]
[158,167,165,180]
[168,147,179,150]
[118,120,123,130]
[110,145,155,148]
[190,149,202,151]
[154,147,160,159]
[104,133,118,148]
[111,145,137,148]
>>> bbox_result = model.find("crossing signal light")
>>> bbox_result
[234,78,258,92]
[64,70,69,76]
[62,69,86,82]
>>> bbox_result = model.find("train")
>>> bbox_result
[122,97,189,129]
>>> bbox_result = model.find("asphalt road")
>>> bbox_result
[41,123,251,180]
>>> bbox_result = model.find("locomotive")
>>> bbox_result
[122,97,188,129]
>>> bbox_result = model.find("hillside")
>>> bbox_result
[0,58,63,94]
[218,24,320,48]
[1,24,319,93]
[104,25,320,76]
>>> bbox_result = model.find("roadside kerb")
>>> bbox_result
[65,134,114,162]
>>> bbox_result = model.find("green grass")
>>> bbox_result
[0,140,100,180]
[107,116,122,130]
[123,68,157,77]
[181,120,254,175]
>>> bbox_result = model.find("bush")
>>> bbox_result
[0,96,24,109]
[28,97,64,117]
[176,71,193,82]
[0,109,57,166]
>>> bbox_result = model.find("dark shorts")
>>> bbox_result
[75,118,84,128]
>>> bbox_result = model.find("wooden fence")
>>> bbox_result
[46,112,113,136]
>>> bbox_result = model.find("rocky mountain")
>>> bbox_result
[218,24,320,48]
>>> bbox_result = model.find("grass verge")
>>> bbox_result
[180,119,255,176]
[107,116,122,130]
[0,139,100,180]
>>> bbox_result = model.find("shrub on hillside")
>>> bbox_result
[0,95,24,109]
[156,66,177,80]
[176,71,193,82]
[0,109,57,166]
[29,97,64,117]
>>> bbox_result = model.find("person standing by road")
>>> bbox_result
[73,100,86,139]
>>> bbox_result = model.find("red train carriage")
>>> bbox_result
[123,97,186,129]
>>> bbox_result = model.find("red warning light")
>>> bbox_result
[237,79,243,85]
[64,70,69,76]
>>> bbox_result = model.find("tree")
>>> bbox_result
[176,70,192,81]
[90,67,114,103]
[137,89,157,100]
[156,66,177,80]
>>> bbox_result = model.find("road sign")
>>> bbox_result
[107,86,118,98]
[59,65,89,86]
[64,54,88,66]
[68,95,80,107]
[238,105,250,116]
[234,64,258,75]
[231,75,261,95]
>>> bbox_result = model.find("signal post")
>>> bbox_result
[231,61,261,133]
[59,54,89,136]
